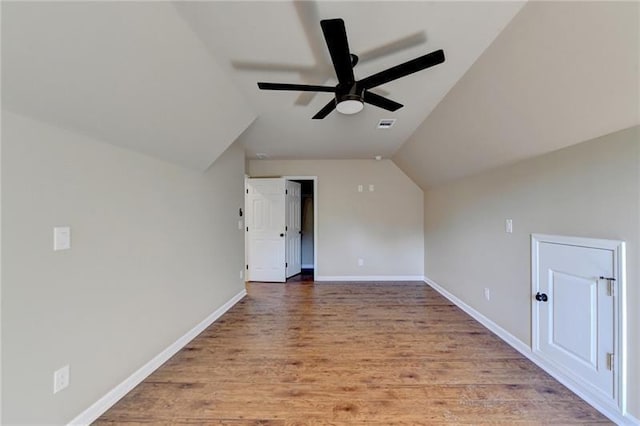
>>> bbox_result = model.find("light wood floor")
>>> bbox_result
[96,281,610,425]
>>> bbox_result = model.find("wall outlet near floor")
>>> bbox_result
[505,219,513,234]
[53,365,70,394]
[357,258,364,266]
[484,288,491,301]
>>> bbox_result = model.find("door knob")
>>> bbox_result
[535,292,548,302]
[279,233,284,237]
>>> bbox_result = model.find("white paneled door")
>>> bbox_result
[285,180,302,278]
[247,178,286,282]
[533,237,619,405]
[247,178,302,282]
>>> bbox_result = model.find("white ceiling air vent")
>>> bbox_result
[255,153,268,159]
[377,119,396,129]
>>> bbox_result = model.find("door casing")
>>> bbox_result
[245,176,318,282]
[531,234,626,416]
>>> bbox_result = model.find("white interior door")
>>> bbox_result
[285,181,302,278]
[247,178,286,282]
[534,240,615,401]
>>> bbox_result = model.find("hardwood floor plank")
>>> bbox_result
[96,282,610,424]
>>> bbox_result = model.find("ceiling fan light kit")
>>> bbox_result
[336,97,364,115]
[257,18,445,119]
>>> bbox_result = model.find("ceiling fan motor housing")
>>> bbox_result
[335,83,364,114]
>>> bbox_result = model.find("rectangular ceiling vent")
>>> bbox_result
[377,119,396,129]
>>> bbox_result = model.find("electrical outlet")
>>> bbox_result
[53,365,70,394]
[357,185,363,193]
[369,184,375,192]
[484,288,491,301]
[357,258,364,266]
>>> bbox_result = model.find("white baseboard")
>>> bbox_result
[316,275,424,282]
[423,276,634,425]
[301,264,314,269]
[68,289,247,426]
[626,412,640,425]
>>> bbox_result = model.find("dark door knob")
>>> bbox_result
[279,233,284,237]
[535,292,548,302]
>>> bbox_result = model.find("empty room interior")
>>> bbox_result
[1,1,639,424]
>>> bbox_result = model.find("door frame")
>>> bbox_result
[282,176,318,281]
[531,233,627,415]
[245,175,318,282]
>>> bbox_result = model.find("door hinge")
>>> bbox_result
[246,189,249,194]
[600,276,616,296]
[285,262,288,268]
[285,225,288,231]
[246,264,248,270]
[606,352,614,371]
[246,226,249,232]
[285,189,288,195]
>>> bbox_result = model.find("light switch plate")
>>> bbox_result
[505,219,513,234]
[357,185,363,193]
[54,227,71,251]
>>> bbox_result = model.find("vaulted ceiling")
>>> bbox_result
[394,1,640,187]
[2,1,638,185]
[174,1,524,160]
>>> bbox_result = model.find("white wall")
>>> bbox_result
[249,159,424,280]
[1,111,246,424]
[420,127,639,418]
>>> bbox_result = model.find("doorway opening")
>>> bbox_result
[288,179,314,282]
[245,176,317,283]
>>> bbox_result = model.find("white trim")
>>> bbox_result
[531,234,626,416]
[626,412,640,425]
[68,289,247,426]
[531,233,623,250]
[243,175,249,282]
[424,276,635,425]
[316,275,424,282]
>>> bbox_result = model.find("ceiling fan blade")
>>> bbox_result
[358,31,427,64]
[320,19,355,84]
[232,60,314,73]
[257,82,336,92]
[363,91,403,112]
[359,49,445,89]
[312,99,336,119]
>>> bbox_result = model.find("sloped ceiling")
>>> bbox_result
[393,1,640,188]
[175,1,524,160]
[1,1,256,170]
[4,2,634,184]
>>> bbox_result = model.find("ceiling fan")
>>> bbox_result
[257,18,445,119]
